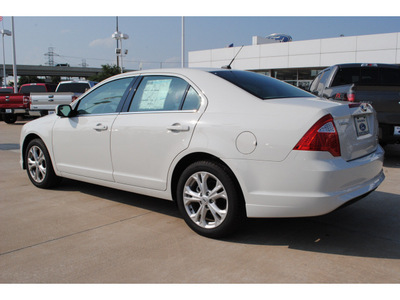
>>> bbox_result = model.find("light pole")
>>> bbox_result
[112,31,129,73]
[181,16,185,68]
[1,29,11,87]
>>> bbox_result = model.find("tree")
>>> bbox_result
[88,64,121,82]
[50,76,61,84]
[18,76,45,86]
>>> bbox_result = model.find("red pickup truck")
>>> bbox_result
[0,86,14,95]
[0,83,56,123]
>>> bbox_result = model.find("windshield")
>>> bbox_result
[210,70,314,100]
[57,83,90,93]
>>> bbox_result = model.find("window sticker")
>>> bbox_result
[139,79,172,110]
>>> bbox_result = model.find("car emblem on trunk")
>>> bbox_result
[360,104,368,112]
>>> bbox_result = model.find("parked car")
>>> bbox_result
[0,83,56,123]
[0,86,14,94]
[20,69,385,238]
[0,87,14,120]
[29,80,97,115]
[309,63,400,144]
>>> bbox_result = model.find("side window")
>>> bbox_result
[318,71,330,86]
[310,69,331,96]
[182,86,201,110]
[130,76,196,112]
[76,77,133,115]
[309,73,322,93]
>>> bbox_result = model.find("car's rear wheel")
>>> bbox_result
[3,114,17,124]
[25,138,60,189]
[176,160,244,238]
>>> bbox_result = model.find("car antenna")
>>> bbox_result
[222,45,244,69]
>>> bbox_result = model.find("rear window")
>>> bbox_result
[331,66,400,86]
[57,83,90,93]
[0,88,14,94]
[19,85,50,93]
[210,70,313,100]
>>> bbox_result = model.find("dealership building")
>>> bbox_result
[188,32,400,89]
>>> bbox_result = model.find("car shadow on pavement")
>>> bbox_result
[383,144,400,168]
[56,179,399,260]
[56,178,181,219]
[228,191,400,259]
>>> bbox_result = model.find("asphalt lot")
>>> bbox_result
[1,118,400,284]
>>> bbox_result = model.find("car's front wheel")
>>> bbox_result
[176,161,245,238]
[25,138,61,189]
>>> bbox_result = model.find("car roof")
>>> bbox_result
[107,68,243,82]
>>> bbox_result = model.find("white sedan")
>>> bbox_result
[20,68,385,238]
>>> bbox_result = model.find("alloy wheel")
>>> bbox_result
[183,171,228,229]
[27,145,47,184]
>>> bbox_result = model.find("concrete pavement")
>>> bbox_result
[1,119,400,283]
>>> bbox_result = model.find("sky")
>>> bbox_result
[1,1,400,71]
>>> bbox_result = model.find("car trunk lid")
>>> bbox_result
[333,102,379,161]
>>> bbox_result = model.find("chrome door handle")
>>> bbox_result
[93,123,108,131]
[167,123,190,132]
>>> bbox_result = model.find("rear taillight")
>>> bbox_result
[333,92,355,102]
[346,93,355,102]
[294,114,341,157]
[23,96,30,105]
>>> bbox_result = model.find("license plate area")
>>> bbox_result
[354,115,370,137]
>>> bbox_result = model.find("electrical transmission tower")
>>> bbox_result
[44,47,59,66]
[79,59,88,68]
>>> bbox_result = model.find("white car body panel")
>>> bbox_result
[52,114,118,181]
[227,149,384,217]
[111,111,202,190]
[20,68,385,220]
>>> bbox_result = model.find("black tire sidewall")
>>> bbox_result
[4,114,17,124]
[176,160,244,238]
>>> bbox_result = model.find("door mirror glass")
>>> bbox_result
[57,104,72,117]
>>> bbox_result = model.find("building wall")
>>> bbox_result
[188,32,400,71]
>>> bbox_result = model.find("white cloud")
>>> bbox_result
[89,38,115,48]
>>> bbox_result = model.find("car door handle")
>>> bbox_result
[93,123,108,131]
[167,123,190,132]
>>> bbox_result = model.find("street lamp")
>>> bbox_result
[1,29,11,87]
[112,31,129,73]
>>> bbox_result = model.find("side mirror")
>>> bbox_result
[57,104,72,117]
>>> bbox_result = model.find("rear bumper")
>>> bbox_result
[227,145,385,218]
[0,108,28,114]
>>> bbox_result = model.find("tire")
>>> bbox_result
[25,138,61,189]
[3,114,17,124]
[176,160,245,238]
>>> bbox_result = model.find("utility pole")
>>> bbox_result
[11,17,17,93]
[112,17,129,74]
[1,19,12,87]
[181,17,185,68]
[116,17,119,69]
